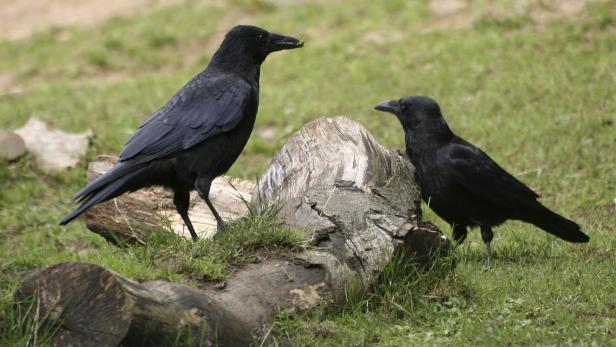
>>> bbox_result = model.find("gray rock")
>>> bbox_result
[15,117,92,171]
[0,131,26,161]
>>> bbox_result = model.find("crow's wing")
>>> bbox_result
[445,139,539,209]
[119,73,253,164]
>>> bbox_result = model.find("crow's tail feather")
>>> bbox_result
[526,205,589,243]
[59,169,140,225]
[72,162,135,203]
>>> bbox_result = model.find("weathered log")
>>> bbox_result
[15,261,328,346]
[21,116,451,346]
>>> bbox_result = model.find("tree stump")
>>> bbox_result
[18,117,451,346]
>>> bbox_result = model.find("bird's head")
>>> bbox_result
[374,96,452,139]
[214,25,303,66]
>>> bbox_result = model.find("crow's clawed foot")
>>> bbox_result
[482,255,492,268]
[216,221,226,233]
[482,241,492,268]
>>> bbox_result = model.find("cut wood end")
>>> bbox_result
[15,263,131,347]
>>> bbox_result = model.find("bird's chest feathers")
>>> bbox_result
[406,142,447,195]
[406,139,438,172]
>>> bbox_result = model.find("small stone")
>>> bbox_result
[257,127,278,141]
[214,281,226,290]
[14,117,92,172]
[0,131,27,161]
[430,0,467,16]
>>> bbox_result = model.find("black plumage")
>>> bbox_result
[60,25,303,240]
[375,96,589,264]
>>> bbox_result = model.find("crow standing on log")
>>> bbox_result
[60,25,303,240]
[375,96,589,264]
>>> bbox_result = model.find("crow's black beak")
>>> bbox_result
[269,33,304,52]
[374,100,399,114]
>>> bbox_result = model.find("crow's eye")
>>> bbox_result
[401,105,407,110]
[258,34,265,39]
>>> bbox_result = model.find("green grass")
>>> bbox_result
[1,0,615,345]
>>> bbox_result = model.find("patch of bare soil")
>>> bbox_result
[362,30,404,45]
[0,1,249,93]
[430,0,467,17]
[530,0,591,24]
[0,73,23,95]
[0,0,184,41]
[426,0,594,31]
[427,0,475,31]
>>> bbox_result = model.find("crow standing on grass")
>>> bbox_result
[375,96,589,265]
[60,25,303,240]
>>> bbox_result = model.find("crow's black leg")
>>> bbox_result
[480,225,494,266]
[174,190,198,241]
[452,224,468,246]
[205,197,225,232]
[195,178,225,232]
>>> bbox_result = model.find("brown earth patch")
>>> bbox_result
[426,0,595,32]
[530,0,591,24]
[0,0,184,41]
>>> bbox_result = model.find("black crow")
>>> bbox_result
[60,25,303,240]
[375,96,589,264]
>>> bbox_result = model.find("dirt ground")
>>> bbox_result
[0,0,183,40]
[0,0,593,41]
[428,0,592,30]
